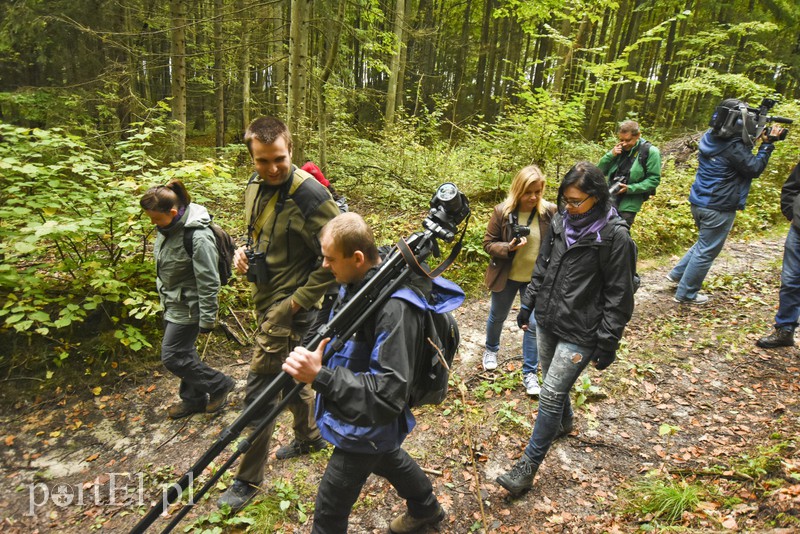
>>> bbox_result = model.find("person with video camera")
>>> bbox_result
[282,212,454,533]
[598,120,662,228]
[217,117,340,512]
[140,181,236,420]
[757,160,800,348]
[481,166,557,397]
[495,162,637,497]
[668,98,786,305]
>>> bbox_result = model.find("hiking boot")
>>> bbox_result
[388,503,446,533]
[523,373,540,397]
[217,479,258,512]
[207,377,236,413]
[482,349,498,371]
[756,327,795,348]
[275,437,329,460]
[665,272,680,286]
[673,293,709,305]
[496,455,538,496]
[555,418,574,440]
[167,401,205,420]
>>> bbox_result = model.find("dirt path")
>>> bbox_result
[2,236,799,533]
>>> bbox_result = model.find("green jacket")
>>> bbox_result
[598,138,662,213]
[154,203,219,329]
[244,166,339,315]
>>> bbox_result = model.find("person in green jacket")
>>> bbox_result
[598,120,662,228]
[140,180,235,420]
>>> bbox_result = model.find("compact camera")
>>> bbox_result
[245,249,269,284]
[609,174,628,195]
[511,223,531,240]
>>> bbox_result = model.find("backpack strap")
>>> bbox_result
[183,227,197,257]
[637,141,651,170]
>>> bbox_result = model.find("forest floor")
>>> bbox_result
[2,234,800,533]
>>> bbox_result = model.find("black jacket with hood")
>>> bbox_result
[520,210,636,352]
[781,162,800,232]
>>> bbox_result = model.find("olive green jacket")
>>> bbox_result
[244,166,339,315]
[154,203,219,329]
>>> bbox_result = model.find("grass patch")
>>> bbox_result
[621,474,704,524]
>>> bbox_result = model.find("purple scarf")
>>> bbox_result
[563,205,617,247]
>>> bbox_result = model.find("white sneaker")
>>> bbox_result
[482,350,498,371]
[523,373,540,396]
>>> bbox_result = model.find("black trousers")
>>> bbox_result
[311,446,439,534]
[161,321,229,406]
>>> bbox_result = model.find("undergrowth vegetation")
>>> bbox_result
[1,93,799,387]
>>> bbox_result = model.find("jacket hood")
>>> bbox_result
[699,130,740,158]
[183,203,212,229]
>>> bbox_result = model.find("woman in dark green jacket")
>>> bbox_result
[140,180,235,419]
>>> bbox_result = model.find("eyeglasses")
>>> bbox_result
[563,195,592,208]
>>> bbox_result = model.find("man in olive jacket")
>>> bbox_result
[598,120,661,228]
[218,117,340,512]
[757,160,800,348]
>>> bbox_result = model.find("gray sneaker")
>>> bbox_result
[665,272,680,285]
[523,373,540,396]
[482,349,498,371]
[217,479,258,512]
[673,293,709,305]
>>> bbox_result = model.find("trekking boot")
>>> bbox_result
[207,376,236,413]
[389,503,446,533]
[496,455,538,496]
[756,327,795,348]
[217,479,258,512]
[275,437,329,460]
[482,349,498,371]
[167,401,205,420]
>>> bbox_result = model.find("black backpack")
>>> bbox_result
[183,222,236,286]
[404,279,463,408]
[598,222,641,293]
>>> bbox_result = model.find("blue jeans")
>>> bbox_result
[485,280,539,374]
[775,225,800,328]
[311,447,439,533]
[670,205,737,300]
[523,326,592,465]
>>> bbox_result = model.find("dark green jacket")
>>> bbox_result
[244,166,339,315]
[154,203,219,329]
[598,138,662,213]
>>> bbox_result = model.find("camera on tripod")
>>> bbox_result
[709,97,793,146]
[244,249,269,284]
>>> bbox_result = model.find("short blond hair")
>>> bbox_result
[320,213,380,263]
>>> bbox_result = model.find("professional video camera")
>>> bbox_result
[709,97,793,146]
[129,184,470,534]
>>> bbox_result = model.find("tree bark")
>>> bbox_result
[214,0,225,148]
[385,0,406,128]
[170,0,187,161]
[289,0,310,160]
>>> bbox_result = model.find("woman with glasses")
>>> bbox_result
[481,166,556,398]
[495,161,637,496]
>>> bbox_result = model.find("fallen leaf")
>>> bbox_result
[92,387,102,396]
[5,435,15,447]
[85,453,100,462]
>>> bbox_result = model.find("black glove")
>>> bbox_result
[199,326,213,334]
[591,348,616,370]
[516,306,532,329]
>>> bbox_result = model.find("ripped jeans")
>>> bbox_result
[523,325,593,466]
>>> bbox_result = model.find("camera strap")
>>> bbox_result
[510,210,535,228]
[397,211,470,279]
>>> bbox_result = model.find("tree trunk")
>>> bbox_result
[214,0,225,148]
[289,0,310,160]
[385,0,406,128]
[317,0,345,171]
[238,0,251,132]
[170,0,187,161]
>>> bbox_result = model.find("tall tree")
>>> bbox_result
[385,0,406,127]
[170,0,188,160]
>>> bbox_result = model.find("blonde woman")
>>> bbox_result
[481,166,557,395]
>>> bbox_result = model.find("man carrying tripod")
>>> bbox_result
[282,212,452,533]
[217,117,340,511]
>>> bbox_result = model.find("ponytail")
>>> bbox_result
[140,179,192,212]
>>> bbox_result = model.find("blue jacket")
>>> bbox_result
[689,130,775,211]
[311,271,464,454]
